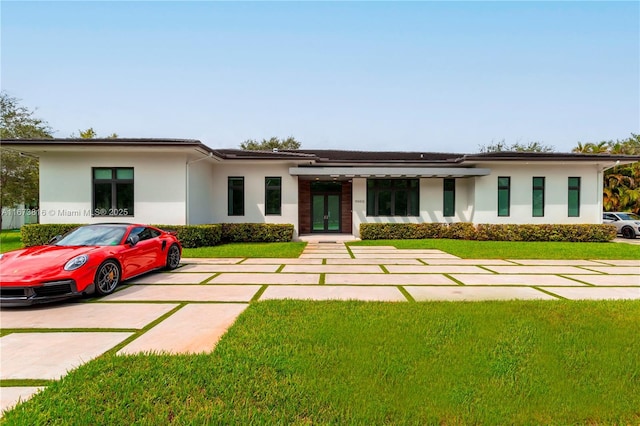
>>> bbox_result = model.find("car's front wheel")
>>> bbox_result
[165,244,181,270]
[621,226,636,239]
[95,260,121,295]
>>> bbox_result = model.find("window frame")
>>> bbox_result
[92,167,134,217]
[497,176,511,217]
[265,176,282,216]
[568,176,581,217]
[532,176,545,217]
[227,176,245,216]
[366,178,419,217]
[443,178,456,217]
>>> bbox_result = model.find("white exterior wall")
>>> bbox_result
[471,163,601,224]
[210,162,299,235]
[39,152,188,225]
[186,159,216,224]
[352,177,475,237]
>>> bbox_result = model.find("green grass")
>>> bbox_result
[3,300,639,424]
[350,238,640,259]
[182,241,306,258]
[0,230,23,253]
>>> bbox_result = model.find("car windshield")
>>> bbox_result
[55,225,127,246]
[617,213,640,221]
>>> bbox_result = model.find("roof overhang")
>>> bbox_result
[289,166,491,178]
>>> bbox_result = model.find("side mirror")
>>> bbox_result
[126,234,140,247]
[48,235,62,244]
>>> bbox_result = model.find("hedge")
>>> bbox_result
[20,223,294,248]
[152,224,222,248]
[359,223,617,242]
[21,223,83,247]
[221,223,294,243]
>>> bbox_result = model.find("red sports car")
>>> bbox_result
[0,223,182,307]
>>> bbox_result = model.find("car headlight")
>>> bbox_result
[64,254,89,271]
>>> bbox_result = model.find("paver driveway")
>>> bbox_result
[1,242,639,412]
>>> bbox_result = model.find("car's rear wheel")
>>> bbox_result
[166,244,181,270]
[95,260,121,295]
[621,226,636,239]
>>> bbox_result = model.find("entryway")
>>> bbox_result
[298,180,352,235]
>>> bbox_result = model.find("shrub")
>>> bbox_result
[21,223,83,247]
[153,224,222,248]
[222,223,294,243]
[359,223,617,242]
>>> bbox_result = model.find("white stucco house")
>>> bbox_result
[2,138,638,238]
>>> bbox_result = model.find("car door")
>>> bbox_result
[121,227,162,278]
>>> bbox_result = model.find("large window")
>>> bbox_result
[366,179,419,216]
[568,177,581,217]
[532,177,545,217]
[92,167,134,216]
[265,177,282,215]
[228,177,244,216]
[443,178,455,217]
[497,176,510,217]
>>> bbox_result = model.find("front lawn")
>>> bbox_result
[0,230,23,253]
[4,300,639,424]
[350,239,640,259]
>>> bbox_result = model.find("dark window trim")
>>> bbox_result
[497,176,511,217]
[228,176,245,216]
[443,178,455,217]
[568,176,581,217]
[265,176,282,216]
[366,178,419,217]
[92,167,134,217]
[532,176,545,217]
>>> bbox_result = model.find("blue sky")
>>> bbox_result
[2,1,638,153]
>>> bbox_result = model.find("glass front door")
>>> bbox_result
[312,194,341,232]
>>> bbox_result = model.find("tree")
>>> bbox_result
[0,91,54,228]
[573,133,640,214]
[240,136,301,150]
[71,127,118,139]
[478,140,555,153]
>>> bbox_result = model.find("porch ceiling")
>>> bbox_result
[289,166,491,178]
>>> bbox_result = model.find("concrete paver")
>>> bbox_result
[354,253,460,259]
[0,303,177,329]
[129,272,214,284]
[1,387,44,414]
[118,303,249,355]
[0,332,133,380]
[281,264,384,274]
[259,285,407,301]
[451,274,583,286]
[507,259,612,266]
[325,273,456,285]
[101,285,262,302]
[591,260,640,266]
[419,259,517,265]
[482,265,601,275]
[581,266,640,275]
[210,273,320,285]
[299,253,352,259]
[325,258,423,265]
[405,286,557,301]
[178,264,280,273]
[384,265,492,274]
[544,287,640,300]
[241,258,323,264]
[563,275,640,286]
